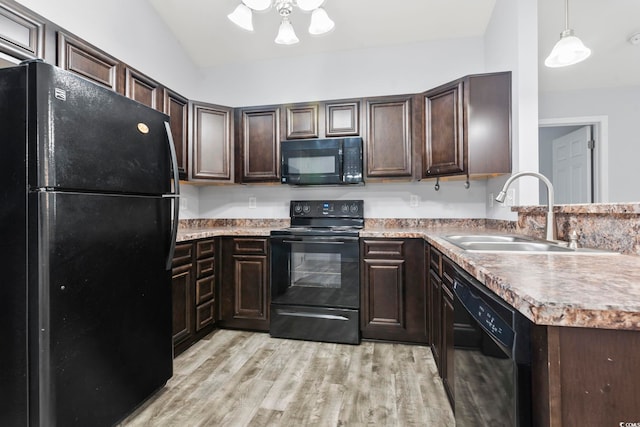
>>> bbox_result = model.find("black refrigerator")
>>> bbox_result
[0,61,179,426]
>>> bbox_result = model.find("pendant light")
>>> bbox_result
[544,0,591,68]
[227,0,334,45]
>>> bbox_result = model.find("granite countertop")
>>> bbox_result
[177,227,273,242]
[178,225,640,332]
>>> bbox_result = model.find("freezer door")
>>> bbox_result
[29,62,171,195]
[31,191,173,426]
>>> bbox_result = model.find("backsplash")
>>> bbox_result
[514,203,640,256]
[178,202,640,256]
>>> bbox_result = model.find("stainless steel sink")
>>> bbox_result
[444,234,534,243]
[442,235,618,254]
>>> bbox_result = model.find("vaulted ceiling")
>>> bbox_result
[149,0,640,92]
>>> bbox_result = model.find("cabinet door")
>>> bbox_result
[441,288,455,405]
[164,89,189,180]
[429,269,442,371]
[192,102,232,181]
[423,81,465,177]
[325,100,360,137]
[285,103,318,139]
[232,255,268,320]
[0,3,44,61]
[236,107,280,183]
[57,32,120,91]
[365,96,412,178]
[362,258,405,335]
[125,67,161,111]
[172,263,193,346]
[220,238,270,331]
[361,239,426,343]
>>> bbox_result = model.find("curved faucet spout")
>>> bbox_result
[496,171,556,241]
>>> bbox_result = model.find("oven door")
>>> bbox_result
[270,235,359,309]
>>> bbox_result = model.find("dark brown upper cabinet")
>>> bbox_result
[57,31,121,92]
[325,100,360,137]
[0,2,44,62]
[284,103,318,139]
[164,89,189,180]
[191,101,233,182]
[125,67,161,111]
[365,95,413,179]
[235,106,281,183]
[423,72,511,179]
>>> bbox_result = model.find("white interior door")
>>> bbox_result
[552,126,592,204]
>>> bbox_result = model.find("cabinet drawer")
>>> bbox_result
[172,243,193,267]
[196,239,215,259]
[195,276,215,305]
[233,238,267,254]
[442,257,455,288]
[429,246,442,275]
[363,239,405,258]
[196,257,215,278]
[195,300,215,331]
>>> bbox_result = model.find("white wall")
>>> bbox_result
[198,37,485,107]
[196,180,488,219]
[483,0,539,221]
[539,85,640,202]
[15,0,203,97]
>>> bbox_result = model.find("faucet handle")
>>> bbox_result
[568,230,579,249]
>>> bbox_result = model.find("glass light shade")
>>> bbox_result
[308,7,334,35]
[275,18,299,45]
[545,30,591,68]
[296,0,324,12]
[228,4,254,31]
[242,0,271,11]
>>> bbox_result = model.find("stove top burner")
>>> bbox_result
[272,200,364,237]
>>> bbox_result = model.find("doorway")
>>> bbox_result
[538,116,609,204]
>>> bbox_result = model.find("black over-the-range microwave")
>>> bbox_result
[280,137,363,185]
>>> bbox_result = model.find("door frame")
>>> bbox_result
[539,116,609,203]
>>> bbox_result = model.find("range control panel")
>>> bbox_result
[290,200,364,219]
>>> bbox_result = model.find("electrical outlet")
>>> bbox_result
[506,189,516,207]
[180,197,187,210]
[488,192,494,208]
[248,196,256,209]
[410,195,419,208]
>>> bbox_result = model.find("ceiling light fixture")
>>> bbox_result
[544,0,591,68]
[227,0,334,46]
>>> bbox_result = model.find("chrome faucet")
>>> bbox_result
[495,171,557,241]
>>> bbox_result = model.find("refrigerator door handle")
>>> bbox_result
[164,121,180,270]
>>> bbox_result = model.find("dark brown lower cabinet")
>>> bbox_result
[219,237,270,331]
[360,238,426,343]
[441,279,455,405]
[171,238,216,356]
[532,325,640,427]
[427,244,455,405]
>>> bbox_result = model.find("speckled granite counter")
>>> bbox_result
[177,227,273,242]
[178,221,640,332]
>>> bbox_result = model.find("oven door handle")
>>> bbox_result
[281,239,347,245]
[277,310,351,321]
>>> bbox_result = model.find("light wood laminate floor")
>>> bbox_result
[119,330,454,426]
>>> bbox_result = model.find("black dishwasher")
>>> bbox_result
[453,267,532,427]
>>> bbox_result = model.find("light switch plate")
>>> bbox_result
[410,195,419,207]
